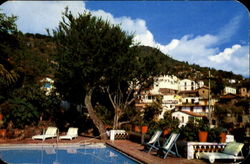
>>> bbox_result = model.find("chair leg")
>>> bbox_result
[174,143,181,157]
[148,147,153,153]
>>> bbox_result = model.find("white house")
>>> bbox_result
[151,75,179,94]
[137,75,180,109]
[179,79,204,91]
[172,111,205,127]
[224,86,236,95]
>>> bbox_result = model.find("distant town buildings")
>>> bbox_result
[136,75,216,125]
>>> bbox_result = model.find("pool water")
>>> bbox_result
[0,144,139,164]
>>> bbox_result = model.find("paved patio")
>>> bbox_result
[106,140,206,164]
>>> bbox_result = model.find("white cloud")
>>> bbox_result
[90,9,148,37]
[208,44,241,63]
[210,45,249,76]
[0,1,85,34]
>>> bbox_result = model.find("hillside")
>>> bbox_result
[22,34,250,92]
[138,46,249,89]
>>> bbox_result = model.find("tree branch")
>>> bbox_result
[106,87,116,110]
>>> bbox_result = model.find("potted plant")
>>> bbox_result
[133,120,141,133]
[141,122,148,134]
[219,128,227,143]
[197,118,210,142]
[0,119,6,138]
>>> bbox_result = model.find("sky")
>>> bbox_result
[0,1,249,77]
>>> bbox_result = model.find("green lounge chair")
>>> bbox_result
[144,130,162,153]
[158,133,181,159]
[197,142,244,163]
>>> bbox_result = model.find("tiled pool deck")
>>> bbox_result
[0,136,206,164]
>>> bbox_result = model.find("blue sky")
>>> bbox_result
[1,1,249,77]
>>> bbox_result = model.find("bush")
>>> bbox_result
[179,120,198,141]
[208,128,221,142]
[1,97,39,129]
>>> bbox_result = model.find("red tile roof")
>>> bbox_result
[175,111,206,117]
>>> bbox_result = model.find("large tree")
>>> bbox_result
[52,9,167,138]
[52,9,137,139]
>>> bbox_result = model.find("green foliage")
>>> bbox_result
[208,127,221,142]
[95,104,113,125]
[0,11,19,92]
[0,10,58,131]
[179,120,199,141]
[214,103,244,127]
[210,78,224,96]
[196,117,210,131]
[235,99,250,114]
[0,84,60,129]
[52,9,133,90]
[158,111,180,130]
[208,127,227,142]
[1,97,39,129]
[0,12,17,34]
[142,96,162,125]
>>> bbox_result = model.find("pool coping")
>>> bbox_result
[106,142,144,164]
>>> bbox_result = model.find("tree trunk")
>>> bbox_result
[85,88,108,140]
[113,106,123,130]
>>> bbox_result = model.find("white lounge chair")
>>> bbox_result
[32,127,58,141]
[198,142,244,163]
[158,133,181,159]
[59,127,78,140]
[143,130,162,153]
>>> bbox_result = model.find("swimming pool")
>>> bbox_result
[0,143,140,164]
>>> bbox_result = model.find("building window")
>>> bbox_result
[182,116,184,123]
[212,120,216,125]
[191,99,195,104]
[186,99,188,104]
[202,106,206,112]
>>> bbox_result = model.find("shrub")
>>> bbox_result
[1,97,39,129]
[179,120,199,141]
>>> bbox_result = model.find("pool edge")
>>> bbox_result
[106,142,144,164]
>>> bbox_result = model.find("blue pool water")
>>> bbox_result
[0,144,139,164]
